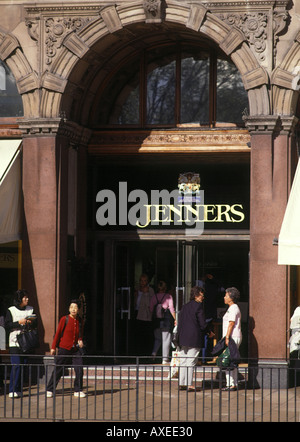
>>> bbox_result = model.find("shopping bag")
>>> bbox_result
[216,347,231,368]
[168,350,181,379]
[171,325,179,349]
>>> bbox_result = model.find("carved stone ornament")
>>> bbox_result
[44,16,90,65]
[143,0,162,23]
[218,12,268,62]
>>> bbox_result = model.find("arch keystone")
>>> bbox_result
[220,27,245,56]
[63,32,89,59]
[0,33,19,60]
[42,71,67,94]
[271,66,298,91]
[100,5,123,33]
[243,67,269,90]
[186,3,207,31]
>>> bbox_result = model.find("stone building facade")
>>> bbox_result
[0,0,299,374]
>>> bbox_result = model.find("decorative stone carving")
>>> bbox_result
[143,0,163,23]
[45,17,90,65]
[89,129,251,155]
[218,12,268,62]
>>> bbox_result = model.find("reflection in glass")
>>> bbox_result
[0,61,23,117]
[181,54,209,124]
[216,59,248,123]
[146,61,175,125]
[114,83,140,125]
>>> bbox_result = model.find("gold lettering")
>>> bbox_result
[136,205,151,228]
[215,205,232,222]
[152,205,171,223]
[136,203,245,227]
[184,205,202,221]
[169,205,184,222]
[230,204,245,222]
[203,205,217,222]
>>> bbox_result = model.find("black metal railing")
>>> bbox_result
[0,355,299,422]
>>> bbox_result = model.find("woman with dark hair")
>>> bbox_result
[150,281,176,364]
[46,299,85,398]
[222,287,242,391]
[177,286,214,391]
[5,289,36,398]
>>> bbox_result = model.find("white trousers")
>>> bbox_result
[179,346,200,387]
[152,328,172,362]
[225,337,242,387]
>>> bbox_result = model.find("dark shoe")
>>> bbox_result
[179,386,187,390]
[222,386,237,391]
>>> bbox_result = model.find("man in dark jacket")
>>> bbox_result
[177,287,214,391]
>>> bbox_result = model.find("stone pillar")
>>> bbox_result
[20,121,69,353]
[246,116,297,386]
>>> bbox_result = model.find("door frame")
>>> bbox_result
[91,229,249,355]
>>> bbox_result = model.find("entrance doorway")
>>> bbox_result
[97,238,249,357]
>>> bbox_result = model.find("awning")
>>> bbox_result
[278,157,300,265]
[0,140,22,244]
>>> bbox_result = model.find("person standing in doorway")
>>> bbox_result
[134,274,155,357]
[150,281,176,364]
[222,287,242,391]
[46,299,85,398]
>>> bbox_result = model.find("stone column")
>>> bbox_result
[246,116,298,386]
[20,119,69,352]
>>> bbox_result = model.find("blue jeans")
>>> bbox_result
[9,348,28,394]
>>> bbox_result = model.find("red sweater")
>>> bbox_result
[51,315,82,351]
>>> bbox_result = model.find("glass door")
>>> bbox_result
[175,240,201,319]
[114,243,133,356]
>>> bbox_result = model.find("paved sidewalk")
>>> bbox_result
[0,364,299,422]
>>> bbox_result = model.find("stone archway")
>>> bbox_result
[271,29,300,116]
[0,30,38,117]
[20,1,272,122]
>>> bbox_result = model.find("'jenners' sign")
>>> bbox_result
[95,178,245,235]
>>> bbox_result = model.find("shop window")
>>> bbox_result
[180,52,210,125]
[147,60,176,125]
[216,59,248,123]
[99,43,247,128]
[0,61,23,118]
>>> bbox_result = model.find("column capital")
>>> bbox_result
[244,115,299,136]
[244,115,281,134]
[19,118,92,147]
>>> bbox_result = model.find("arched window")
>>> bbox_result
[0,60,23,117]
[95,43,248,128]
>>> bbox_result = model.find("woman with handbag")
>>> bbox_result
[5,289,36,398]
[222,287,242,391]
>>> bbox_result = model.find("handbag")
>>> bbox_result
[17,326,39,353]
[216,347,231,368]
